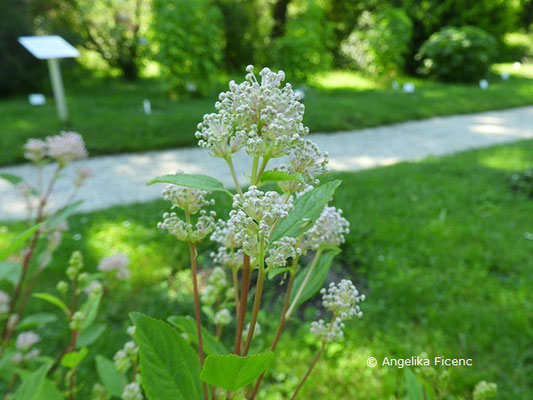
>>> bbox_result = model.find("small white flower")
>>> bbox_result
[265,237,301,268]
[16,331,40,351]
[214,309,232,326]
[310,318,345,342]
[243,322,261,338]
[23,138,47,163]
[127,325,136,337]
[84,280,103,296]
[98,253,130,280]
[210,219,240,249]
[122,382,143,400]
[321,279,365,320]
[46,131,88,164]
[0,290,10,314]
[114,349,131,372]
[211,246,243,270]
[301,206,349,251]
[162,184,214,215]
[158,210,216,243]
[207,267,228,291]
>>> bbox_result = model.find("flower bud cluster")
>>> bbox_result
[243,321,261,338]
[301,206,349,252]
[162,185,214,215]
[201,267,228,305]
[69,311,85,331]
[98,253,131,280]
[13,331,41,363]
[311,280,365,342]
[84,280,104,296]
[24,132,88,165]
[230,187,292,255]
[196,65,308,159]
[114,340,139,373]
[122,381,143,400]
[66,251,84,281]
[211,246,243,270]
[0,290,10,314]
[265,237,301,268]
[210,219,240,249]
[214,309,232,326]
[158,210,216,243]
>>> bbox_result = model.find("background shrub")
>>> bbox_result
[0,1,46,97]
[271,0,333,83]
[152,0,224,96]
[341,7,412,79]
[416,26,497,82]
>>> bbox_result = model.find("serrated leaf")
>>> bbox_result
[33,293,69,316]
[147,173,230,194]
[77,323,106,348]
[130,312,202,400]
[17,313,58,330]
[0,222,45,262]
[200,352,274,391]
[0,261,21,286]
[270,180,341,243]
[80,291,102,330]
[61,347,88,369]
[168,315,228,355]
[259,170,302,183]
[96,355,126,398]
[12,363,48,400]
[290,250,340,306]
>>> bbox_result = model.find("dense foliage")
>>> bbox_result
[341,7,413,78]
[152,0,224,96]
[416,26,498,82]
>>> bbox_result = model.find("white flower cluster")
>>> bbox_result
[211,246,243,270]
[278,139,329,192]
[301,206,349,251]
[243,321,261,338]
[211,219,240,249]
[201,267,228,305]
[196,65,308,159]
[122,382,143,400]
[114,340,138,373]
[0,290,10,314]
[311,280,365,342]
[98,253,130,280]
[158,210,216,243]
[84,280,103,296]
[162,185,214,215]
[473,381,498,400]
[214,308,232,326]
[265,237,301,268]
[12,331,41,363]
[24,132,88,165]
[230,186,292,255]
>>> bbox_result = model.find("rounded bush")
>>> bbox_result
[416,26,497,82]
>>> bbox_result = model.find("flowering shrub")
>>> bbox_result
[128,65,366,399]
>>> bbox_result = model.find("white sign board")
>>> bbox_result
[18,35,79,60]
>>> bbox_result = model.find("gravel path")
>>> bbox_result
[2,106,533,220]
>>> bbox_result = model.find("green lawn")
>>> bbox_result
[1,140,532,399]
[2,63,533,166]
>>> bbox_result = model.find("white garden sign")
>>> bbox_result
[18,35,80,121]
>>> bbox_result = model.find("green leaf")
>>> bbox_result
[0,172,23,185]
[270,180,341,243]
[130,312,202,400]
[147,173,230,194]
[33,293,69,316]
[12,364,48,400]
[39,379,63,400]
[290,250,340,306]
[61,347,88,369]
[200,352,274,392]
[404,368,424,400]
[17,313,58,331]
[259,170,302,183]
[43,200,82,232]
[80,292,102,330]
[168,315,228,355]
[0,261,21,286]
[77,323,106,348]
[0,222,45,262]
[267,267,291,280]
[96,355,126,398]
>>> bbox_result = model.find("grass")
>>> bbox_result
[1,140,533,398]
[2,63,533,166]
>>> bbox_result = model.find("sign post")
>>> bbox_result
[18,35,79,122]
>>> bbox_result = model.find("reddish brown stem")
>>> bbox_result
[188,242,208,400]
[233,254,251,354]
[249,272,296,399]
[289,343,325,400]
[243,267,266,355]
